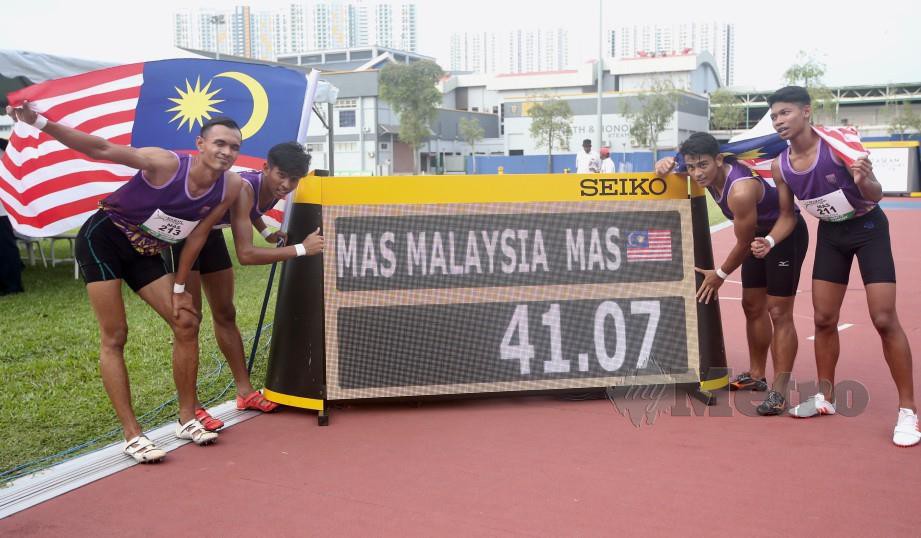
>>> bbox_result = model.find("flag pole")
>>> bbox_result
[247,252,280,373]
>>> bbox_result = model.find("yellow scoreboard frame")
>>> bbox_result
[263,173,727,418]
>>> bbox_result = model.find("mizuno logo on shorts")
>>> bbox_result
[778,260,790,267]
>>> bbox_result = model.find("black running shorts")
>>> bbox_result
[741,213,809,297]
[75,210,168,292]
[812,206,895,285]
[163,228,233,275]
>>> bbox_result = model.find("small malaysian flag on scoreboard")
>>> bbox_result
[626,229,672,262]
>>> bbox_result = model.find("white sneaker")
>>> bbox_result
[893,408,920,447]
[123,434,166,463]
[175,418,218,445]
[788,392,836,418]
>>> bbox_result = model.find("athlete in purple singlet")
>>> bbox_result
[6,102,245,462]
[752,86,917,447]
[657,132,808,416]
[164,142,324,430]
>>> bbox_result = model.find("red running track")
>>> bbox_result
[2,200,920,536]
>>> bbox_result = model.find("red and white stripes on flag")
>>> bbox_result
[626,230,672,262]
[262,199,286,229]
[812,125,868,167]
[726,110,869,181]
[0,64,144,237]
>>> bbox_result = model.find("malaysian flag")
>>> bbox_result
[675,112,868,181]
[626,230,672,262]
[1,59,319,237]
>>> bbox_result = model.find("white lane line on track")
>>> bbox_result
[807,323,854,341]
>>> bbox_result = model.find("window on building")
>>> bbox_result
[380,142,389,150]
[338,110,356,128]
[335,142,358,153]
[304,143,324,153]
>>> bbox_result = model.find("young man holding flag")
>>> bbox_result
[656,132,808,415]
[164,141,325,429]
[752,86,918,447]
[6,103,244,462]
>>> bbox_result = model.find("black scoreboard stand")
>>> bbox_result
[262,171,330,425]
[263,174,729,426]
[686,183,730,405]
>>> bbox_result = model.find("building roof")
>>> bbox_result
[276,46,436,72]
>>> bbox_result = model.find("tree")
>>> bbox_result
[709,88,744,137]
[527,97,573,173]
[888,101,921,141]
[378,60,445,173]
[459,117,485,174]
[784,51,837,124]
[624,80,678,161]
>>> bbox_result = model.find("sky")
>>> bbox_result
[2,0,919,90]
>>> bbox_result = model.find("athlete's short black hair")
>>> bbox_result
[267,141,311,179]
[200,116,241,138]
[582,138,592,146]
[679,132,721,159]
[768,86,811,107]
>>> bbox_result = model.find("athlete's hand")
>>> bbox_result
[751,237,772,259]
[266,230,287,245]
[694,267,724,304]
[5,100,39,124]
[171,290,199,320]
[850,156,873,184]
[302,227,324,255]
[655,156,677,177]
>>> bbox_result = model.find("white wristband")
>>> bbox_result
[715,268,729,280]
[260,228,273,239]
[29,114,48,130]
[294,243,307,257]
[764,235,776,248]
[173,282,185,294]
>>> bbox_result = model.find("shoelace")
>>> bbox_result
[896,410,918,430]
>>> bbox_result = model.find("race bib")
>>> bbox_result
[139,209,199,243]
[800,189,855,222]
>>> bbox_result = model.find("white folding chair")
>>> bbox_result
[14,232,48,268]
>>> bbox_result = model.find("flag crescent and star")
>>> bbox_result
[213,71,269,139]
[166,70,270,140]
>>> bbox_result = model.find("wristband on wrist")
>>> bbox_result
[173,282,186,294]
[764,235,776,248]
[30,114,48,130]
[715,268,729,280]
[260,227,273,239]
[294,244,307,257]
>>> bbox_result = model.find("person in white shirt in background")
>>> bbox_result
[575,138,601,173]
[600,146,615,173]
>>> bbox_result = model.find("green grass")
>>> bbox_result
[0,231,279,481]
[706,194,727,227]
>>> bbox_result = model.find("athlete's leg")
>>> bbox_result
[866,283,915,410]
[764,214,807,399]
[201,267,255,397]
[137,274,201,426]
[812,280,848,401]
[86,280,141,440]
[766,294,797,397]
[741,287,771,380]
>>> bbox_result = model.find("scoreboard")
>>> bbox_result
[265,173,714,411]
